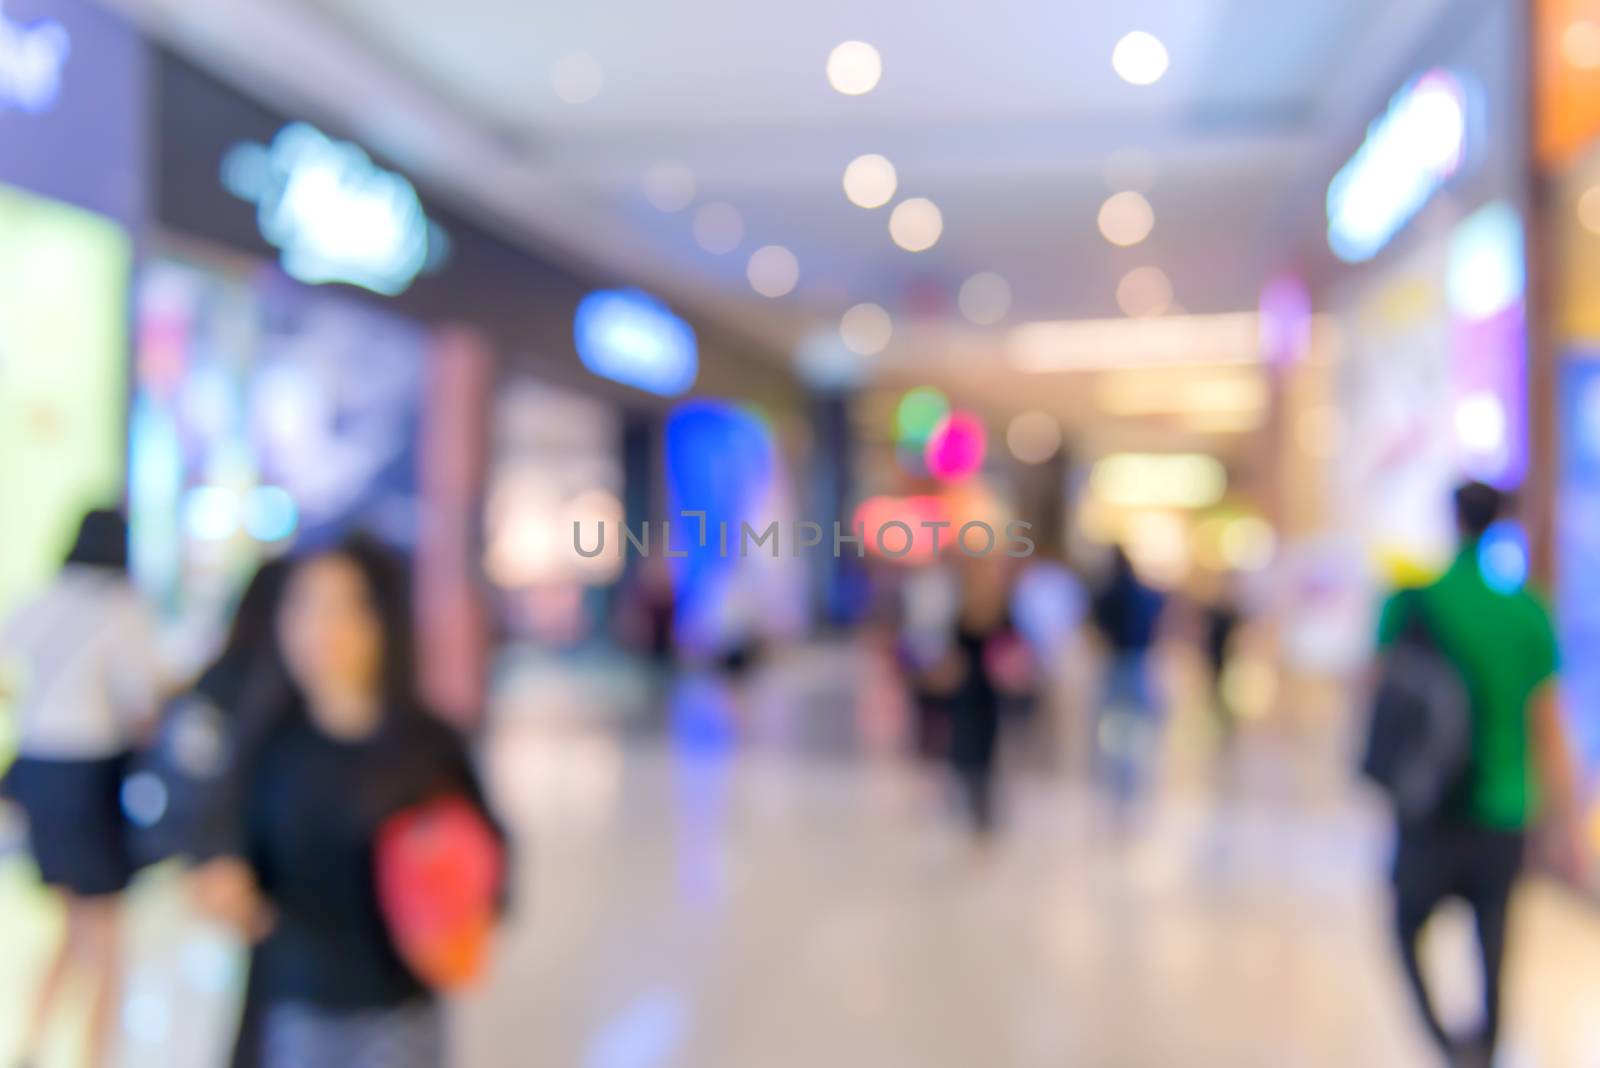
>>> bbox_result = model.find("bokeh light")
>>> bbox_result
[1579,184,1600,236]
[1005,410,1062,464]
[889,197,943,252]
[895,386,950,445]
[1479,520,1530,593]
[840,303,893,355]
[242,485,297,542]
[1116,266,1173,317]
[958,272,1012,325]
[842,154,898,209]
[827,41,882,95]
[746,245,799,297]
[1098,191,1154,247]
[552,52,604,104]
[924,411,987,481]
[1112,31,1169,86]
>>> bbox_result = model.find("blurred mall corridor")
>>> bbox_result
[7,1,1600,1065]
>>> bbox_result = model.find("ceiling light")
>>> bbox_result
[747,245,799,298]
[1563,19,1600,69]
[1098,191,1154,246]
[1008,313,1259,373]
[842,154,897,208]
[552,53,604,104]
[840,303,892,355]
[889,197,942,251]
[692,202,743,253]
[827,41,882,95]
[1116,266,1173,317]
[1112,31,1169,86]
[1579,184,1600,236]
[958,272,1012,325]
[1006,411,1062,464]
[643,162,695,212]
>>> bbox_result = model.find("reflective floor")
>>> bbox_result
[3,644,1600,1067]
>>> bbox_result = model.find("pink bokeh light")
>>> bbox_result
[924,411,987,481]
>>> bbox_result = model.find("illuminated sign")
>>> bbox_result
[0,2,69,113]
[222,122,440,296]
[574,289,698,396]
[1326,69,1469,263]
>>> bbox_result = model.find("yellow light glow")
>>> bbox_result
[1090,452,1227,509]
[1095,372,1267,416]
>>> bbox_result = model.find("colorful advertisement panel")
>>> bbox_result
[0,182,129,618]
[131,256,426,632]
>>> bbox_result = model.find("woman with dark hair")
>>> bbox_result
[0,509,167,1068]
[131,559,292,867]
[198,536,501,1068]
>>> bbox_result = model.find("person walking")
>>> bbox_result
[1088,546,1166,809]
[0,510,167,1068]
[197,536,503,1068]
[1376,482,1580,1068]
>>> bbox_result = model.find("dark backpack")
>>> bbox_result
[1360,590,1472,826]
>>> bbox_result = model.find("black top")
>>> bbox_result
[242,710,495,1009]
[1091,576,1164,653]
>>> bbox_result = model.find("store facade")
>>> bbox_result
[139,52,802,717]
[0,0,146,620]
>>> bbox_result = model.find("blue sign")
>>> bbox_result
[1559,357,1600,776]
[0,3,69,114]
[221,122,440,296]
[1327,69,1470,263]
[574,289,698,396]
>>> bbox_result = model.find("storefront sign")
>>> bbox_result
[1327,69,1469,263]
[221,122,435,296]
[574,289,698,396]
[0,2,69,114]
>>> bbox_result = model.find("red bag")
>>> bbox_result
[375,794,505,991]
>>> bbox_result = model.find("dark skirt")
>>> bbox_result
[2,753,133,896]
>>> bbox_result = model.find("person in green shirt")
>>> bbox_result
[1375,482,1579,1068]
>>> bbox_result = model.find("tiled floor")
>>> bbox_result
[3,646,1599,1067]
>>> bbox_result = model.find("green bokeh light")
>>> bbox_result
[895,386,949,445]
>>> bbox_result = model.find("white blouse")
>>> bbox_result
[2,567,165,760]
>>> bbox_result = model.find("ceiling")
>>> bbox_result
[104,0,1454,428]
